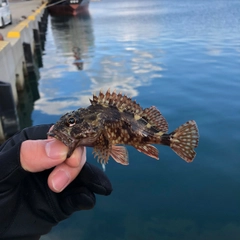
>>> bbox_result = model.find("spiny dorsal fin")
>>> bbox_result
[141,106,168,133]
[90,89,143,115]
[90,90,168,133]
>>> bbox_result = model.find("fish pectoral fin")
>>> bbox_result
[110,145,129,165]
[93,146,110,164]
[135,144,159,160]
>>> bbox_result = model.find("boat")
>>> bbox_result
[47,0,90,16]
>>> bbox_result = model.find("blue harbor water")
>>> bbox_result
[36,0,240,239]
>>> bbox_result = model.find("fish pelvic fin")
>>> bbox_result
[110,145,129,165]
[167,120,199,162]
[93,146,110,165]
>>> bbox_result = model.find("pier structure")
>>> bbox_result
[0,0,48,142]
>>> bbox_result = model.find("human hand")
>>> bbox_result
[20,137,86,192]
[0,124,112,238]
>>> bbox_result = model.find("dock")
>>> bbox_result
[0,0,48,142]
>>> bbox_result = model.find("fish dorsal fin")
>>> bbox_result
[90,90,168,133]
[90,89,143,115]
[141,106,168,133]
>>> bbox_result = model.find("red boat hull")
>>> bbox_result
[48,2,89,16]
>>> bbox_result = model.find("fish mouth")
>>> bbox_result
[47,131,56,138]
[47,130,64,141]
[47,129,77,157]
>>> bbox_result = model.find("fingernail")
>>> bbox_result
[45,140,67,159]
[52,170,70,192]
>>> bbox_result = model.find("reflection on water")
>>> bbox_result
[50,12,94,68]
[34,8,164,117]
[18,71,40,129]
[34,13,94,116]
[34,0,240,239]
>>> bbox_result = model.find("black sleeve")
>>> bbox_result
[0,124,112,240]
[0,124,52,192]
[0,124,53,239]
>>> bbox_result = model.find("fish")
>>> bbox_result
[48,90,199,165]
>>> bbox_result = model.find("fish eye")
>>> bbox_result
[67,117,76,127]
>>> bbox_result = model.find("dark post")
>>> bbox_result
[0,81,20,142]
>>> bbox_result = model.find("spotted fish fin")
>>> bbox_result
[110,145,129,165]
[169,120,199,162]
[93,146,110,164]
[135,144,159,160]
[141,106,168,133]
[90,89,143,116]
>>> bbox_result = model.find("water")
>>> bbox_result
[35,0,240,239]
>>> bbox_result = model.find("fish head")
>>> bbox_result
[47,109,99,158]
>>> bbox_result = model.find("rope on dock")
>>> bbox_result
[46,0,67,8]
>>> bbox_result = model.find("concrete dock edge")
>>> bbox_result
[0,2,48,103]
[0,2,48,142]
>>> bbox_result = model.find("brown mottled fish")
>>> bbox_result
[48,90,199,165]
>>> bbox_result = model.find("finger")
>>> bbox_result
[65,146,86,168]
[20,139,69,172]
[48,147,86,193]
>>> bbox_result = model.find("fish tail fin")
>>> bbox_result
[168,120,199,162]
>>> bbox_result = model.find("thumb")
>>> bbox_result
[20,139,69,172]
